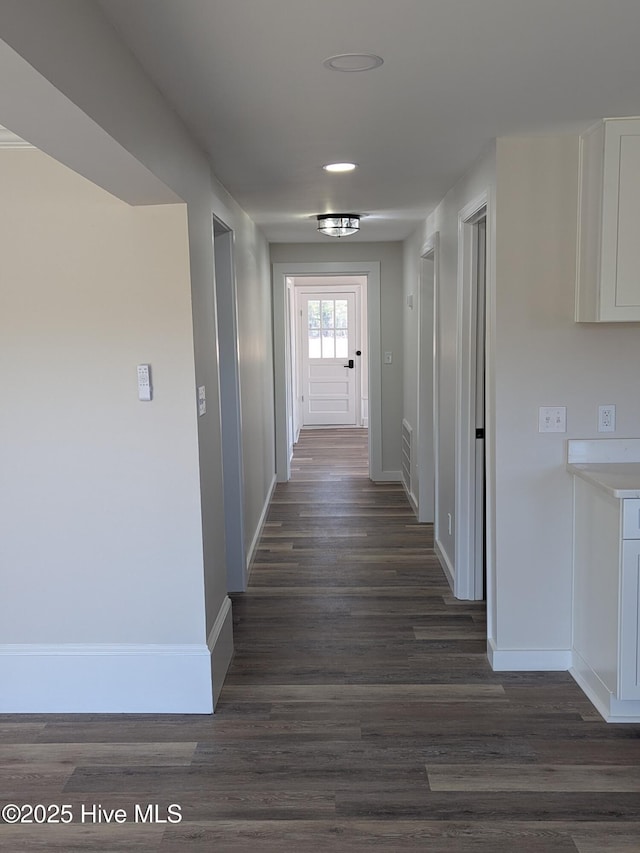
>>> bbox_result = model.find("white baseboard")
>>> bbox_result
[434,538,455,591]
[373,470,402,483]
[487,638,572,671]
[401,479,419,518]
[0,641,213,714]
[246,474,277,581]
[207,594,234,709]
[570,648,640,723]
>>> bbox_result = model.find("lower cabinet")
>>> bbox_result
[572,480,640,719]
[621,540,640,699]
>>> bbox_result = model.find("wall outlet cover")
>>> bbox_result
[598,404,616,432]
[538,406,566,433]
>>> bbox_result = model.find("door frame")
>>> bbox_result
[418,235,438,524]
[273,261,382,482]
[456,192,492,602]
[213,215,247,593]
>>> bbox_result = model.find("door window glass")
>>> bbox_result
[308,298,349,359]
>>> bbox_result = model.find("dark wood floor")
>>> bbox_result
[2,427,640,851]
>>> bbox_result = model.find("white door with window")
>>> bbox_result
[298,289,359,426]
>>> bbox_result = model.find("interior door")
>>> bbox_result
[299,291,358,426]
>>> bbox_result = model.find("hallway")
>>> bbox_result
[216,429,640,851]
[2,430,640,851]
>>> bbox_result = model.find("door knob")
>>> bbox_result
[343,359,355,368]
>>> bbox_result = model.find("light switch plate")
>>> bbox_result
[137,364,152,401]
[538,406,566,433]
[198,385,206,416]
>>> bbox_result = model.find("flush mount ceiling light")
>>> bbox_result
[322,53,384,72]
[323,162,358,173]
[317,213,360,238]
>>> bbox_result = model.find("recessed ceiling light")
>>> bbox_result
[323,53,384,72]
[323,162,358,173]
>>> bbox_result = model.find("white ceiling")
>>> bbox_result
[96,0,640,243]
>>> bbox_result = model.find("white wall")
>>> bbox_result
[0,1,274,709]
[270,242,404,474]
[0,149,202,642]
[492,135,640,658]
[232,208,276,562]
[0,149,213,710]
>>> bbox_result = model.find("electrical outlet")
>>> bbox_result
[598,404,615,432]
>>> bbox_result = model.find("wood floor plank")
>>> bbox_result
[427,763,640,791]
[159,819,581,853]
[0,825,165,851]
[221,684,506,702]
[0,743,196,768]
[0,724,46,744]
[573,834,640,852]
[337,787,640,820]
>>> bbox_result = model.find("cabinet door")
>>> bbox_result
[577,118,640,322]
[600,120,640,321]
[623,499,640,538]
[620,540,640,699]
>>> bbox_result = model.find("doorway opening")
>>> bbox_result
[455,197,488,601]
[473,217,487,600]
[272,261,383,483]
[213,215,247,593]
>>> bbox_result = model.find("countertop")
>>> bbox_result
[567,462,640,498]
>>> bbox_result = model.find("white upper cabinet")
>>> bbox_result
[576,118,640,322]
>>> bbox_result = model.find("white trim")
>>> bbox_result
[299,424,364,431]
[487,639,572,671]
[571,648,640,723]
[0,643,213,714]
[455,192,489,600]
[206,595,233,653]
[484,192,497,644]
[214,218,247,594]
[426,233,442,543]
[286,279,302,444]
[1,644,207,656]
[402,479,418,516]
[435,538,455,592]
[375,470,402,483]
[401,418,413,499]
[567,438,640,465]
[273,268,291,481]
[419,235,438,525]
[246,473,277,578]
[207,595,234,709]
[272,262,382,480]
[0,125,33,148]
